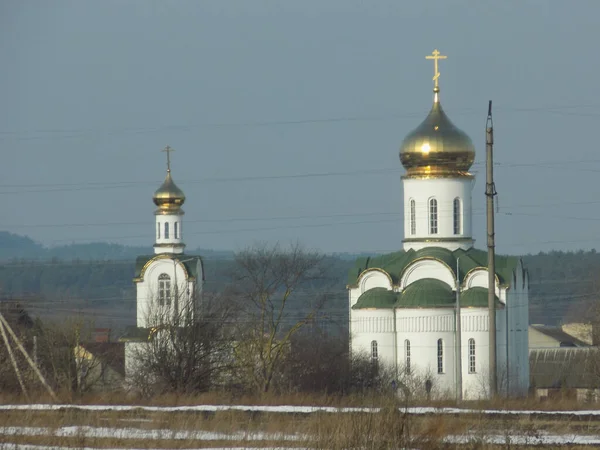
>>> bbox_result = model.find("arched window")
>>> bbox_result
[405,339,411,374]
[371,340,378,361]
[453,198,461,235]
[164,222,170,239]
[157,222,161,239]
[158,273,171,306]
[174,222,179,239]
[437,339,444,373]
[468,338,476,373]
[429,198,438,234]
[410,199,416,235]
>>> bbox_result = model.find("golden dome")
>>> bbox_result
[400,88,475,178]
[153,171,185,213]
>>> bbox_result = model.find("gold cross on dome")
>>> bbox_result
[425,49,447,89]
[162,145,174,172]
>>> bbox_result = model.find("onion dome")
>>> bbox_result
[153,171,185,212]
[399,87,475,178]
[153,146,185,213]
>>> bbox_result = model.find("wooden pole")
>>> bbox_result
[486,100,497,397]
[455,257,463,402]
[0,319,29,400]
[0,314,58,402]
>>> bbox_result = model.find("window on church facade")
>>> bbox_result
[453,198,461,235]
[158,273,171,306]
[405,339,411,374]
[429,198,438,234]
[371,340,378,362]
[437,339,444,373]
[164,222,170,239]
[174,222,179,239]
[157,222,160,239]
[468,338,476,373]
[410,199,416,235]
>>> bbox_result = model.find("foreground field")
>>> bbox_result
[1,399,600,449]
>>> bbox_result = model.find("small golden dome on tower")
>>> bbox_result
[153,171,186,211]
[400,49,475,178]
[153,145,185,213]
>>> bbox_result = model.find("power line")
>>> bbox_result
[1,102,599,141]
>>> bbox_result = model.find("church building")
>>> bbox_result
[347,51,529,399]
[121,147,204,370]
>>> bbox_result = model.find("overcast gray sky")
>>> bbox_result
[1,0,599,255]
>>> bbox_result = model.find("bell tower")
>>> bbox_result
[399,50,476,251]
[153,146,185,255]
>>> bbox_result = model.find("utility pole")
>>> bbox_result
[486,100,497,397]
[455,257,462,402]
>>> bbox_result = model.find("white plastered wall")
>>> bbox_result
[402,177,474,251]
[154,211,184,254]
[136,257,199,328]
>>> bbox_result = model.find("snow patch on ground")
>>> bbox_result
[1,403,600,417]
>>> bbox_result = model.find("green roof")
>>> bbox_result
[348,247,519,288]
[353,287,397,309]
[460,286,501,307]
[352,279,503,310]
[398,278,455,308]
[134,254,204,282]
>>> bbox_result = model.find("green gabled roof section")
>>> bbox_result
[398,278,454,308]
[348,246,519,288]
[352,281,504,310]
[460,286,502,308]
[352,287,398,310]
[133,254,204,282]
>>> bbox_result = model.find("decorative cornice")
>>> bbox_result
[154,209,185,216]
[133,254,195,283]
[401,172,474,181]
[402,237,474,243]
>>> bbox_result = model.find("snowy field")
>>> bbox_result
[1,403,600,448]
[1,402,600,417]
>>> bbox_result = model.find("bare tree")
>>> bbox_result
[230,242,328,393]
[35,317,106,395]
[129,291,235,395]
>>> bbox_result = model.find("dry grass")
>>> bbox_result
[1,391,600,448]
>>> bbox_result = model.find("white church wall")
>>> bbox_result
[402,177,474,251]
[395,308,457,397]
[136,258,196,328]
[351,309,396,369]
[400,259,455,289]
[506,262,529,396]
[460,308,492,400]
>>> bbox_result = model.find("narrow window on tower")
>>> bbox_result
[157,222,161,239]
[453,198,461,235]
[371,340,378,362]
[468,338,476,373]
[405,339,411,374]
[437,339,444,373]
[429,198,438,234]
[158,273,171,307]
[164,222,170,239]
[174,222,179,239]
[410,199,416,235]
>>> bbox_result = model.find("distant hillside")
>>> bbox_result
[0,231,234,261]
[0,231,598,329]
